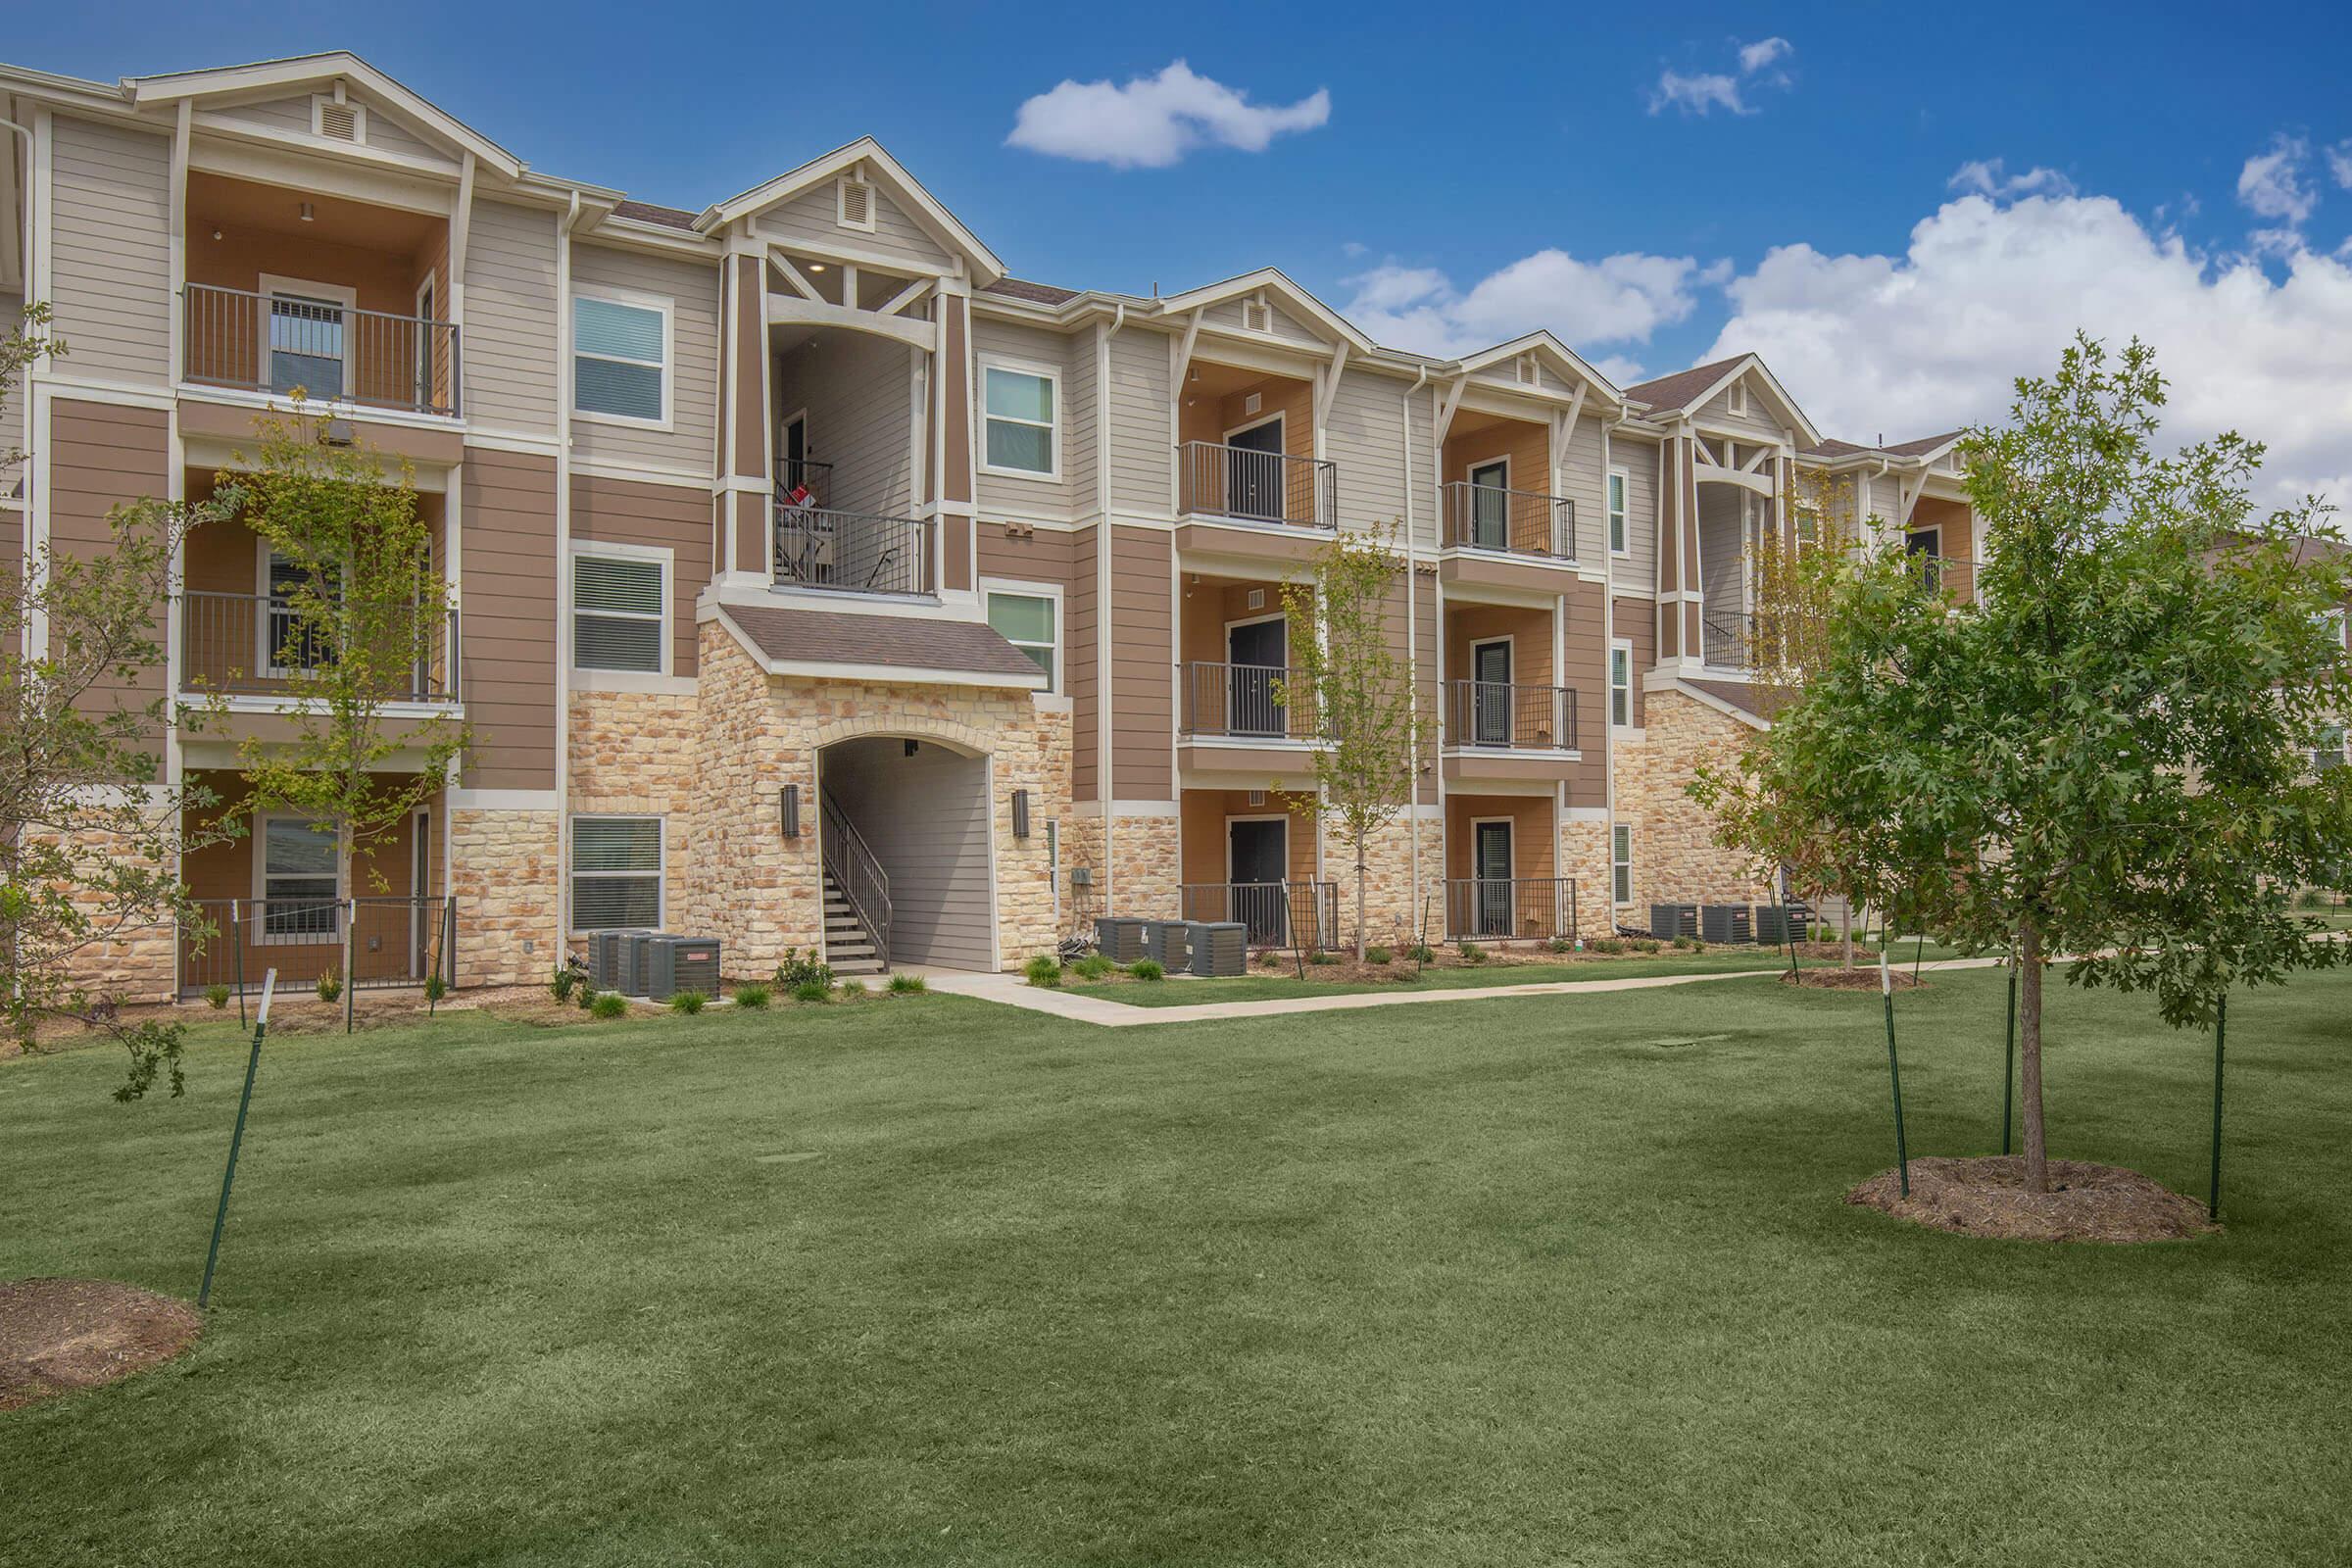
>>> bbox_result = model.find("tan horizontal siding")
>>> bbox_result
[48,116,172,383]
[460,448,557,788]
[463,198,559,434]
[1103,328,1171,515]
[568,242,721,475]
[49,401,170,751]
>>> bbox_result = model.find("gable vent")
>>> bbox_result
[1247,588,1265,610]
[313,95,365,143]
[1243,392,1262,417]
[1243,298,1272,333]
[1247,790,1266,807]
[837,175,876,233]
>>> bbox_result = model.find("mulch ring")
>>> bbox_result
[1781,965,1929,990]
[1847,1156,2217,1244]
[0,1278,203,1411]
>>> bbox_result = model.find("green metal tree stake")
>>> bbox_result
[2208,994,2228,1222]
[2002,953,2018,1156]
[1913,930,1927,983]
[200,969,276,1311]
[1881,949,1909,1198]
[232,898,247,1030]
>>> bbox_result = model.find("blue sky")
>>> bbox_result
[15,2,2352,495]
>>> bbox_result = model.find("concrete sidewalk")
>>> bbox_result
[902,956,2008,1028]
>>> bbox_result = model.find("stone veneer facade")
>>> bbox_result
[449,808,564,987]
[1357,811,1447,949]
[1557,816,1614,940]
[1610,688,1774,911]
[1062,812,1183,926]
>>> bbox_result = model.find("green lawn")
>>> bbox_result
[1077,941,1972,1006]
[4,969,2348,1566]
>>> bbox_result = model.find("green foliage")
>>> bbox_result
[590,993,628,1019]
[1279,521,1422,957]
[575,982,599,1013]
[1364,945,1393,965]
[838,979,868,999]
[1405,944,1436,963]
[1128,958,1164,981]
[1635,939,1661,955]
[668,990,707,1014]
[773,948,834,992]
[1024,955,1064,988]
[204,984,232,1010]
[1255,949,1285,968]
[1548,938,1575,955]
[886,973,927,995]
[549,965,578,1003]
[316,971,342,1004]
[730,983,771,1009]
[422,974,448,1004]
[1455,942,1491,965]
[1592,938,1625,956]
[1070,955,1115,980]
[790,979,833,1004]
[1672,935,1698,952]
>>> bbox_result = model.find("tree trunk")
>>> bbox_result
[1841,901,1853,969]
[1353,847,1367,961]
[2017,912,2048,1193]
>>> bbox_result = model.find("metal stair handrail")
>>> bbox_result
[819,791,892,967]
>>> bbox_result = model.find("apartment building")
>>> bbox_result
[0,52,1981,993]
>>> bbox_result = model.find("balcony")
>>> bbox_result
[1176,441,1336,530]
[182,283,460,417]
[774,500,935,598]
[180,591,459,703]
[1178,880,1340,949]
[1441,482,1576,561]
[1443,680,1577,752]
[1701,612,1752,671]
[1179,662,1322,742]
[1445,876,1582,943]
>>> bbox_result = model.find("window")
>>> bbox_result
[258,812,341,943]
[572,816,663,931]
[1610,639,1633,728]
[573,293,669,425]
[572,549,668,674]
[2315,722,2348,773]
[1607,468,1630,555]
[981,362,1058,478]
[1612,824,1633,905]
[261,275,355,403]
[261,545,336,677]
[985,588,1057,689]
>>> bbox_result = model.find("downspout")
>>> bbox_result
[1097,304,1124,912]
[1402,364,1428,936]
[1600,413,1624,928]
[553,190,579,955]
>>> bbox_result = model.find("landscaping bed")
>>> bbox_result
[1847,1155,2216,1243]
[0,1279,201,1411]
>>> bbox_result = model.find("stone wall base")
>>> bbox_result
[450,808,563,987]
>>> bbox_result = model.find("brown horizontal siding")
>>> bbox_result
[570,474,711,675]
[460,448,558,790]
[1613,592,1655,728]
[50,401,170,755]
[1067,528,1100,800]
[1108,524,1171,797]
[1561,578,1607,799]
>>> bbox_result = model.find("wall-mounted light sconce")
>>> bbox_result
[904,739,918,758]
[780,783,801,838]
[298,201,316,222]
[1011,789,1031,840]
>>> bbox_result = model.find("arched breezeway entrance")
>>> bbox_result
[815,735,996,973]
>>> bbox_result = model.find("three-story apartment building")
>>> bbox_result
[0,53,1982,992]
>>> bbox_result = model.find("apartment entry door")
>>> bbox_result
[1227,616,1288,737]
[1471,639,1512,746]
[1226,417,1285,522]
[1474,819,1513,936]
[1468,459,1510,550]
[1228,818,1289,943]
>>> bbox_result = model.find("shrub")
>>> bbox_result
[791,978,832,1004]
[838,978,868,999]
[773,947,835,993]
[1671,935,1697,951]
[590,992,628,1019]
[422,974,448,1004]
[1405,944,1435,963]
[576,982,599,1012]
[1256,949,1284,968]
[731,983,771,1009]
[1307,950,1339,966]
[203,983,231,1010]
[549,964,578,1002]
[1364,945,1393,965]
[1070,955,1114,980]
[1455,942,1490,965]
[669,989,707,1014]
[316,971,342,1004]
[887,972,927,995]
[1024,954,1063,988]
[1548,937,1574,955]
[1637,939,1662,954]
[1592,937,1624,955]
[1129,958,1164,981]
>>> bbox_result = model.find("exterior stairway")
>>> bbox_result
[821,869,887,975]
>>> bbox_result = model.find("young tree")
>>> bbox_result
[225,408,469,1028]
[1277,521,1421,958]
[1700,335,2351,1193]
[1,304,246,1097]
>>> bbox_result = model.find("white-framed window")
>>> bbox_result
[1612,823,1633,906]
[571,815,664,931]
[572,289,672,428]
[980,359,1059,480]
[259,273,357,404]
[256,811,343,945]
[2318,607,2346,654]
[1607,468,1630,555]
[1610,638,1634,728]
[983,582,1059,690]
[2313,721,2348,773]
[258,540,337,679]
[570,543,669,675]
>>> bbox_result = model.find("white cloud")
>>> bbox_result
[2328,139,2352,190]
[1948,159,2076,200]
[2237,134,2317,224]
[1650,36,1793,117]
[1006,60,1329,169]
[1708,189,2352,505]
[1342,251,1722,360]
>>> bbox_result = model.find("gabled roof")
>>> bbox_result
[123,52,523,179]
[698,137,1005,283]
[1452,331,1627,411]
[1799,430,1968,466]
[1154,267,1379,356]
[1623,351,1821,446]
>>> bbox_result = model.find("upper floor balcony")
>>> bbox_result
[773,461,935,599]
[1442,680,1578,752]
[1176,440,1336,530]
[1440,481,1576,561]
[183,283,460,417]
[181,589,460,704]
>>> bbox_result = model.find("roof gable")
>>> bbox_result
[125,52,521,178]
[1155,269,1377,356]
[1625,352,1819,446]
[1454,332,1625,409]
[700,138,1004,283]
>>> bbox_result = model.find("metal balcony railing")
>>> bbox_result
[820,792,892,968]
[1909,552,1980,600]
[1701,612,1752,670]
[179,591,460,702]
[1179,881,1340,950]
[1443,680,1577,751]
[1176,440,1336,529]
[182,283,461,416]
[1441,482,1577,561]
[775,458,834,506]
[1445,876,1580,943]
[1179,662,1322,741]
[773,505,935,597]
[179,896,457,995]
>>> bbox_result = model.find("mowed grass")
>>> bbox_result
[4,968,2349,1567]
